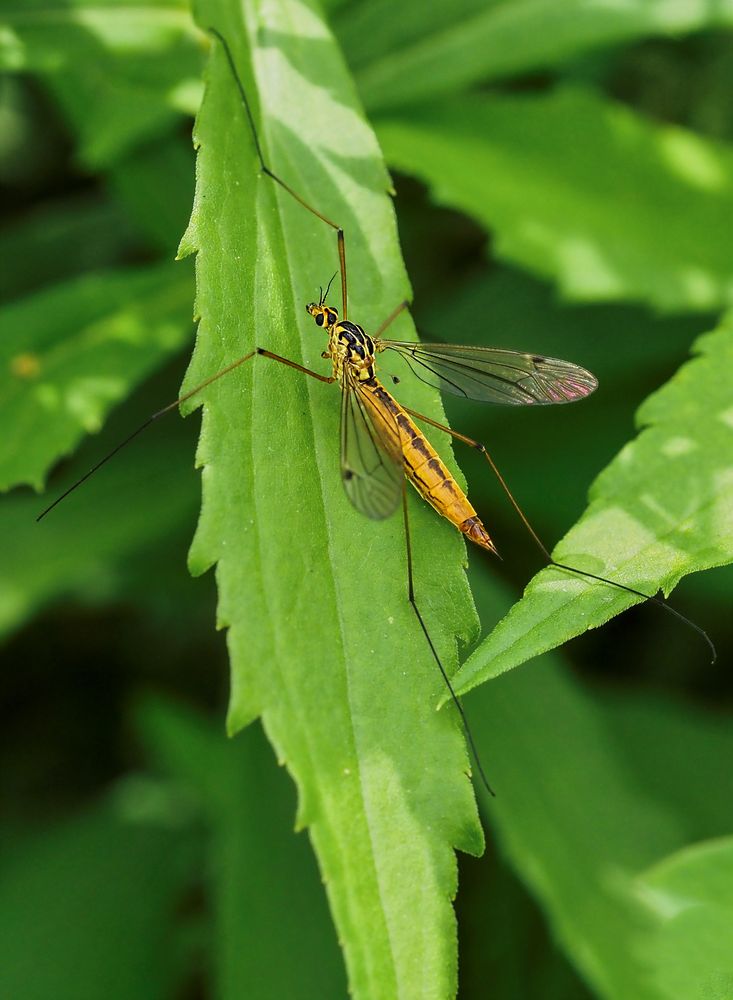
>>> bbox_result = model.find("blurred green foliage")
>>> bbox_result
[1,1,732,998]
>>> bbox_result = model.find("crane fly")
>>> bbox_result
[37,28,715,797]
[305,296,596,547]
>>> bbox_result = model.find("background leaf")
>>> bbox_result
[0,393,198,640]
[0,263,192,491]
[0,0,204,166]
[464,569,733,1000]
[0,790,199,1000]
[636,838,733,1000]
[138,697,347,998]
[377,89,733,311]
[341,0,733,111]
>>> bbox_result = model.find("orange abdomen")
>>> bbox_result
[360,380,497,554]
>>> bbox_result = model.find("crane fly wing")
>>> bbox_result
[380,340,598,405]
[340,375,403,520]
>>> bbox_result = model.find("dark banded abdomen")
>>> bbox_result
[359,380,497,553]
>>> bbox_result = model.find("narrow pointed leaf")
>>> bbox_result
[180,1,483,996]
[453,311,733,696]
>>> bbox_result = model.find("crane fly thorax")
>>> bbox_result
[332,320,376,382]
[306,302,376,382]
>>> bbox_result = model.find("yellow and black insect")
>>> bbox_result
[38,28,713,795]
[304,295,597,550]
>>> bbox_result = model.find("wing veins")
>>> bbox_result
[340,375,402,520]
[382,340,595,405]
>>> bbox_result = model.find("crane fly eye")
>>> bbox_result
[315,313,324,327]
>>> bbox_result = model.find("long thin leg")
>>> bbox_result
[208,27,348,319]
[37,349,334,522]
[403,405,717,663]
[373,300,410,339]
[401,482,495,797]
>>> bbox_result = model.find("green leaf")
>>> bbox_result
[0,263,192,491]
[377,89,733,312]
[1,0,204,166]
[464,567,733,998]
[0,794,198,1000]
[0,0,198,72]
[181,0,483,995]
[0,410,198,640]
[453,310,733,694]
[636,838,733,1000]
[334,0,486,78]
[138,698,347,999]
[345,0,733,112]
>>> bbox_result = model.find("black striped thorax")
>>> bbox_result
[330,320,376,381]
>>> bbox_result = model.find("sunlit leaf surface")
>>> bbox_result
[179,1,484,995]
[377,90,733,311]
[0,0,204,165]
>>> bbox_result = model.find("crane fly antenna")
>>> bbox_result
[322,271,337,305]
[403,405,717,665]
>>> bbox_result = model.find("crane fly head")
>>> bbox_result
[306,277,339,330]
[306,301,339,329]
[306,272,339,330]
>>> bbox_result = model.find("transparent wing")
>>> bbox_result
[380,340,598,405]
[340,376,403,520]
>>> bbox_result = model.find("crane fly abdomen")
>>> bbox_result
[358,379,497,554]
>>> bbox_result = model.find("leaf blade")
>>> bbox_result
[182,2,484,995]
[377,90,733,312]
[0,263,193,492]
[346,0,733,112]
